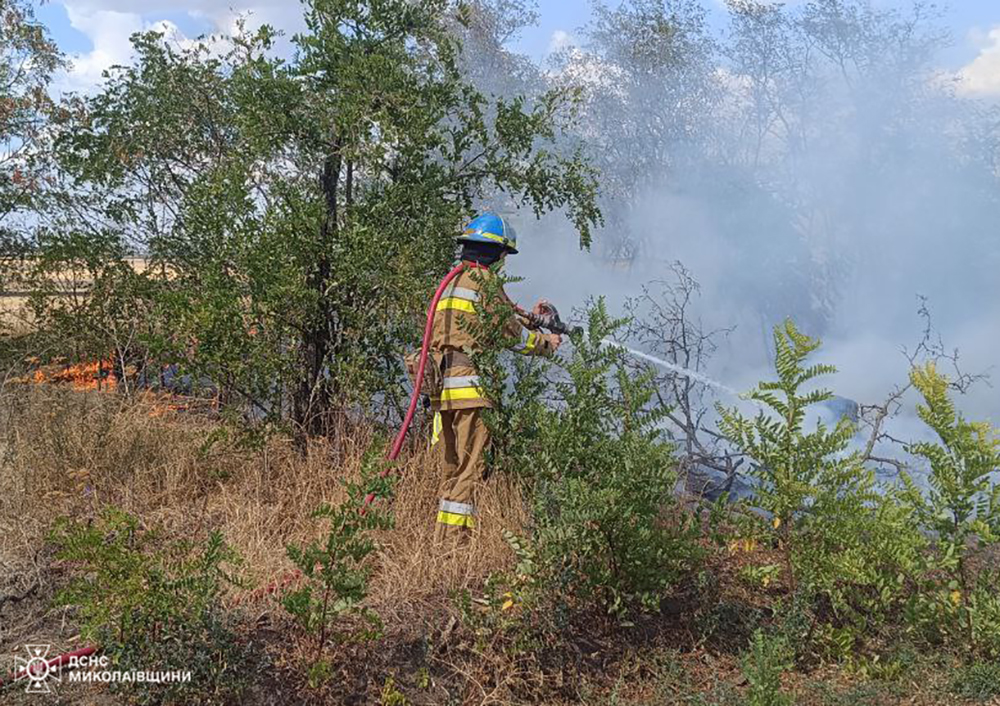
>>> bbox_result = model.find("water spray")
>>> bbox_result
[600,338,741,398]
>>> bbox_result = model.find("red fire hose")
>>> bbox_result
[366,260,475,504]
[0,262,476,690]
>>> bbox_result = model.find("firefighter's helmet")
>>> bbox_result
[458,212,518,254]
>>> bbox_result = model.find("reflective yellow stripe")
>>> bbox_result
[436,298,477,313]
[431,411,442,446]
[437,510,476,528]
[513,330,538,355]
[439,386,484,402]
[478,232,509,246]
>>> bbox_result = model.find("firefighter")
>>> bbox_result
[429,212,561,547]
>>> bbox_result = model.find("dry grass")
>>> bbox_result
[0,385,978,705]
[0,384,539,704]
[0,384,524,615]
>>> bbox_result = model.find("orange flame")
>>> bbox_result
[19,359,215,417]
[42,359,118,391]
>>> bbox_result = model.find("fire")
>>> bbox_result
[17,358,217,418]
[27,359,118,391]
[143,390,192,416]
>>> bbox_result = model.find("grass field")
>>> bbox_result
[0,383,994,704]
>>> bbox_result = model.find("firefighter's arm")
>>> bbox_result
[487,281,560,356]
[503,314,560,356]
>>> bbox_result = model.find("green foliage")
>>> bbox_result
[450,531,546,657]
[739,563,781,589]
[717,320,923,656]
[716,319,857,529]
[901,363,1000,656]
[41,0,600,439]
[50,507,249,704]
[951,660,1000,701]
[0,0,63,248]
[380,674,409,705]
[477,289,700,619]
[306,657,333,688]
[283,445,395,649]
[742,629,794,706]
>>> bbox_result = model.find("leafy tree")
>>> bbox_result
[449,0,545,100]
[49,0,600,441]
[720,0,965,336]
[553,0,718,262]
[0,0,64,361]
[0,0,62,254]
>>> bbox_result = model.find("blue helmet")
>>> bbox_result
[458,212,518,254]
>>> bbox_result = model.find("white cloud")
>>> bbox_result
[547,29,576,55]
[53,1,305,96]
[58,4,144,93]
[957,25,1000,97]
[56,0,306,40]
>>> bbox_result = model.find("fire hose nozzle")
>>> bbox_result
[520,302,582,337]
[541,317,583,337]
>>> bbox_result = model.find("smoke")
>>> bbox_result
[501,0,1000,447]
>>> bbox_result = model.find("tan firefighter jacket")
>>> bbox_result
[429,262,555,411]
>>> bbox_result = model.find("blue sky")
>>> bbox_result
[30,1,1000,96]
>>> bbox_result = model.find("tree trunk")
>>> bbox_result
[293,145,342,446]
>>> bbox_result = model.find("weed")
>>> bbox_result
[902,363,1000,656]
[50,507,250,704]
[306,657,333,688]
[951,661,1000,701]
[742,629,793,706]
[283,444,394,649]
[380,674,409,705]
[718,321,924,657]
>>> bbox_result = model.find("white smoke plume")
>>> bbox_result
[494,0,999,474]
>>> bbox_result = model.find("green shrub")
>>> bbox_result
[901,363,1000,656]
[477,293,701,619]
[283,445,394,650]
[742,629,794,706]
[717,320,923,657]
[50,507,249,705]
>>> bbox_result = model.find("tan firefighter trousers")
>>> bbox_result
[434,408,489,547]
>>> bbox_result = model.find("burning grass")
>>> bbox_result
[13,358,117,391]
